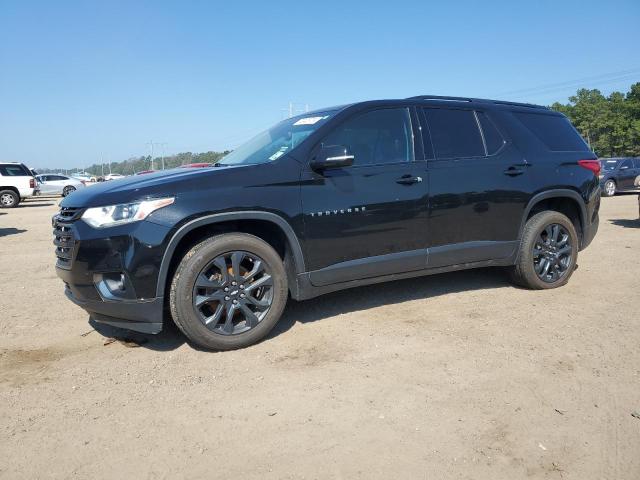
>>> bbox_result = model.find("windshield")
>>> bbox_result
[218,111,336,166]
[601,160,620,171]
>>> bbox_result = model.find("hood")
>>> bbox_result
[60,165,240,208]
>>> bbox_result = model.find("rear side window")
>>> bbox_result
[620,159,633,169]
[423,109,484,159]
[634,158,640,169]
[514,112,589,152]
[477,112,505,155]
[0,164,30,176]
[322,108,414,166]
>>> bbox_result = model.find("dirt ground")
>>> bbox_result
[0,194,638,479]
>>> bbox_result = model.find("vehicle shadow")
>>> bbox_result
[19,202,55,208]
[268,267,510,340]
[0,227,27,238]
[610,218,640,228]
[85,267,511,352]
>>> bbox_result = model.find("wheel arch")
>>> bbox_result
[519,189,587,248]
[156,211,305,298]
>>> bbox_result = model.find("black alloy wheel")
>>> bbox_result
[532,223,573,283]
[192,251,274,335]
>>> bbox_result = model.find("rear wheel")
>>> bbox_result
[62,185,76,197]
[0,190,19,208]
[603,179,616,197]
[510,211,578,289]
[170,233,288,350]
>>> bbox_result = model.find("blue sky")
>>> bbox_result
[1,0,639,169]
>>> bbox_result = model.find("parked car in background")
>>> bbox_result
[36,174,86,197]
[180,163,214,168]
[0,162,37,207]
[599,157,640,196]
[73,174,93,183]
[104,173,125,181]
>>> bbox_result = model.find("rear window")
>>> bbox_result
[514,112,589,152]
[0,164,31,176]
[423,108,485,159]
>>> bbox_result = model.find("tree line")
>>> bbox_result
[551,82,640,157]
[39,150,230,176]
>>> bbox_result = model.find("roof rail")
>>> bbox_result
[407,95,547,110]
[407,95,477,102]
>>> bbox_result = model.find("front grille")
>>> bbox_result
[52,207,83,269]
[58,206,84,221]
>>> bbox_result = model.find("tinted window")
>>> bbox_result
[634,158,640,169]
[0,164,30,176]
[322,108,414,166]
[515,112,589,152]
[620,159,633,169]
[423,108,484,159]
[477,112,505,155]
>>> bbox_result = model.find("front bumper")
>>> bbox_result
[63,285,164,334]
[53,211,172,334]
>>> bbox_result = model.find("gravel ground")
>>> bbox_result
[0,194,639,479]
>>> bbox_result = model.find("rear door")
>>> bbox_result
[420,107,530,267]
[301,107,429,286]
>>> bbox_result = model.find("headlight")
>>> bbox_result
[81,197,174,228]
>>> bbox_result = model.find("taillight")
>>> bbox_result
[578,159,601,176]
[29,178,35,188]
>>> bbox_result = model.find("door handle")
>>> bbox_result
[503,164,529,176]
[396,175,423,185]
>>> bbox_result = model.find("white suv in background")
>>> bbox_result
[0,162,37,208]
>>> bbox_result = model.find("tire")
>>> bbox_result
[169,233,288,350]
[0,190,19,208]
[509,211,578,290]
[602,179,616,197]
[62,185,76,197]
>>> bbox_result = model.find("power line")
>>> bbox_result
[493,67,640,97]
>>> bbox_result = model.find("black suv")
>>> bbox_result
[53,96,600,350]
[599,157,640,196]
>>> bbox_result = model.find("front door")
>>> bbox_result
[301,107,429,286]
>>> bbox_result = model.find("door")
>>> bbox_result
[38,175,58,194]
[301,107,429,286]
[420,107,530,267]
[617,158,638,190]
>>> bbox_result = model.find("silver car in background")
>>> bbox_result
[35,174,86,197]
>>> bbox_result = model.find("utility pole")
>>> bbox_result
[146,141,155,170]
[159,143,168,170]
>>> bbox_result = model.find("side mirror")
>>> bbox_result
[310,145,354,171]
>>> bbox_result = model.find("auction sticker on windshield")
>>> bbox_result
[293,116,328,126]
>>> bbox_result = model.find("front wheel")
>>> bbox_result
[0,190,19,208]
[62,185,76,197]
[509,211,578,289]
[602,179,616,197]
[170,233,288,350]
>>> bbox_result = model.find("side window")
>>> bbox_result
[514,112,590,152]
[620,159,633,169]
[423,108,485,159]
[634,158,640,169]
[477,112,506,155]
[0,165,28,176]
[322,108,414,166]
